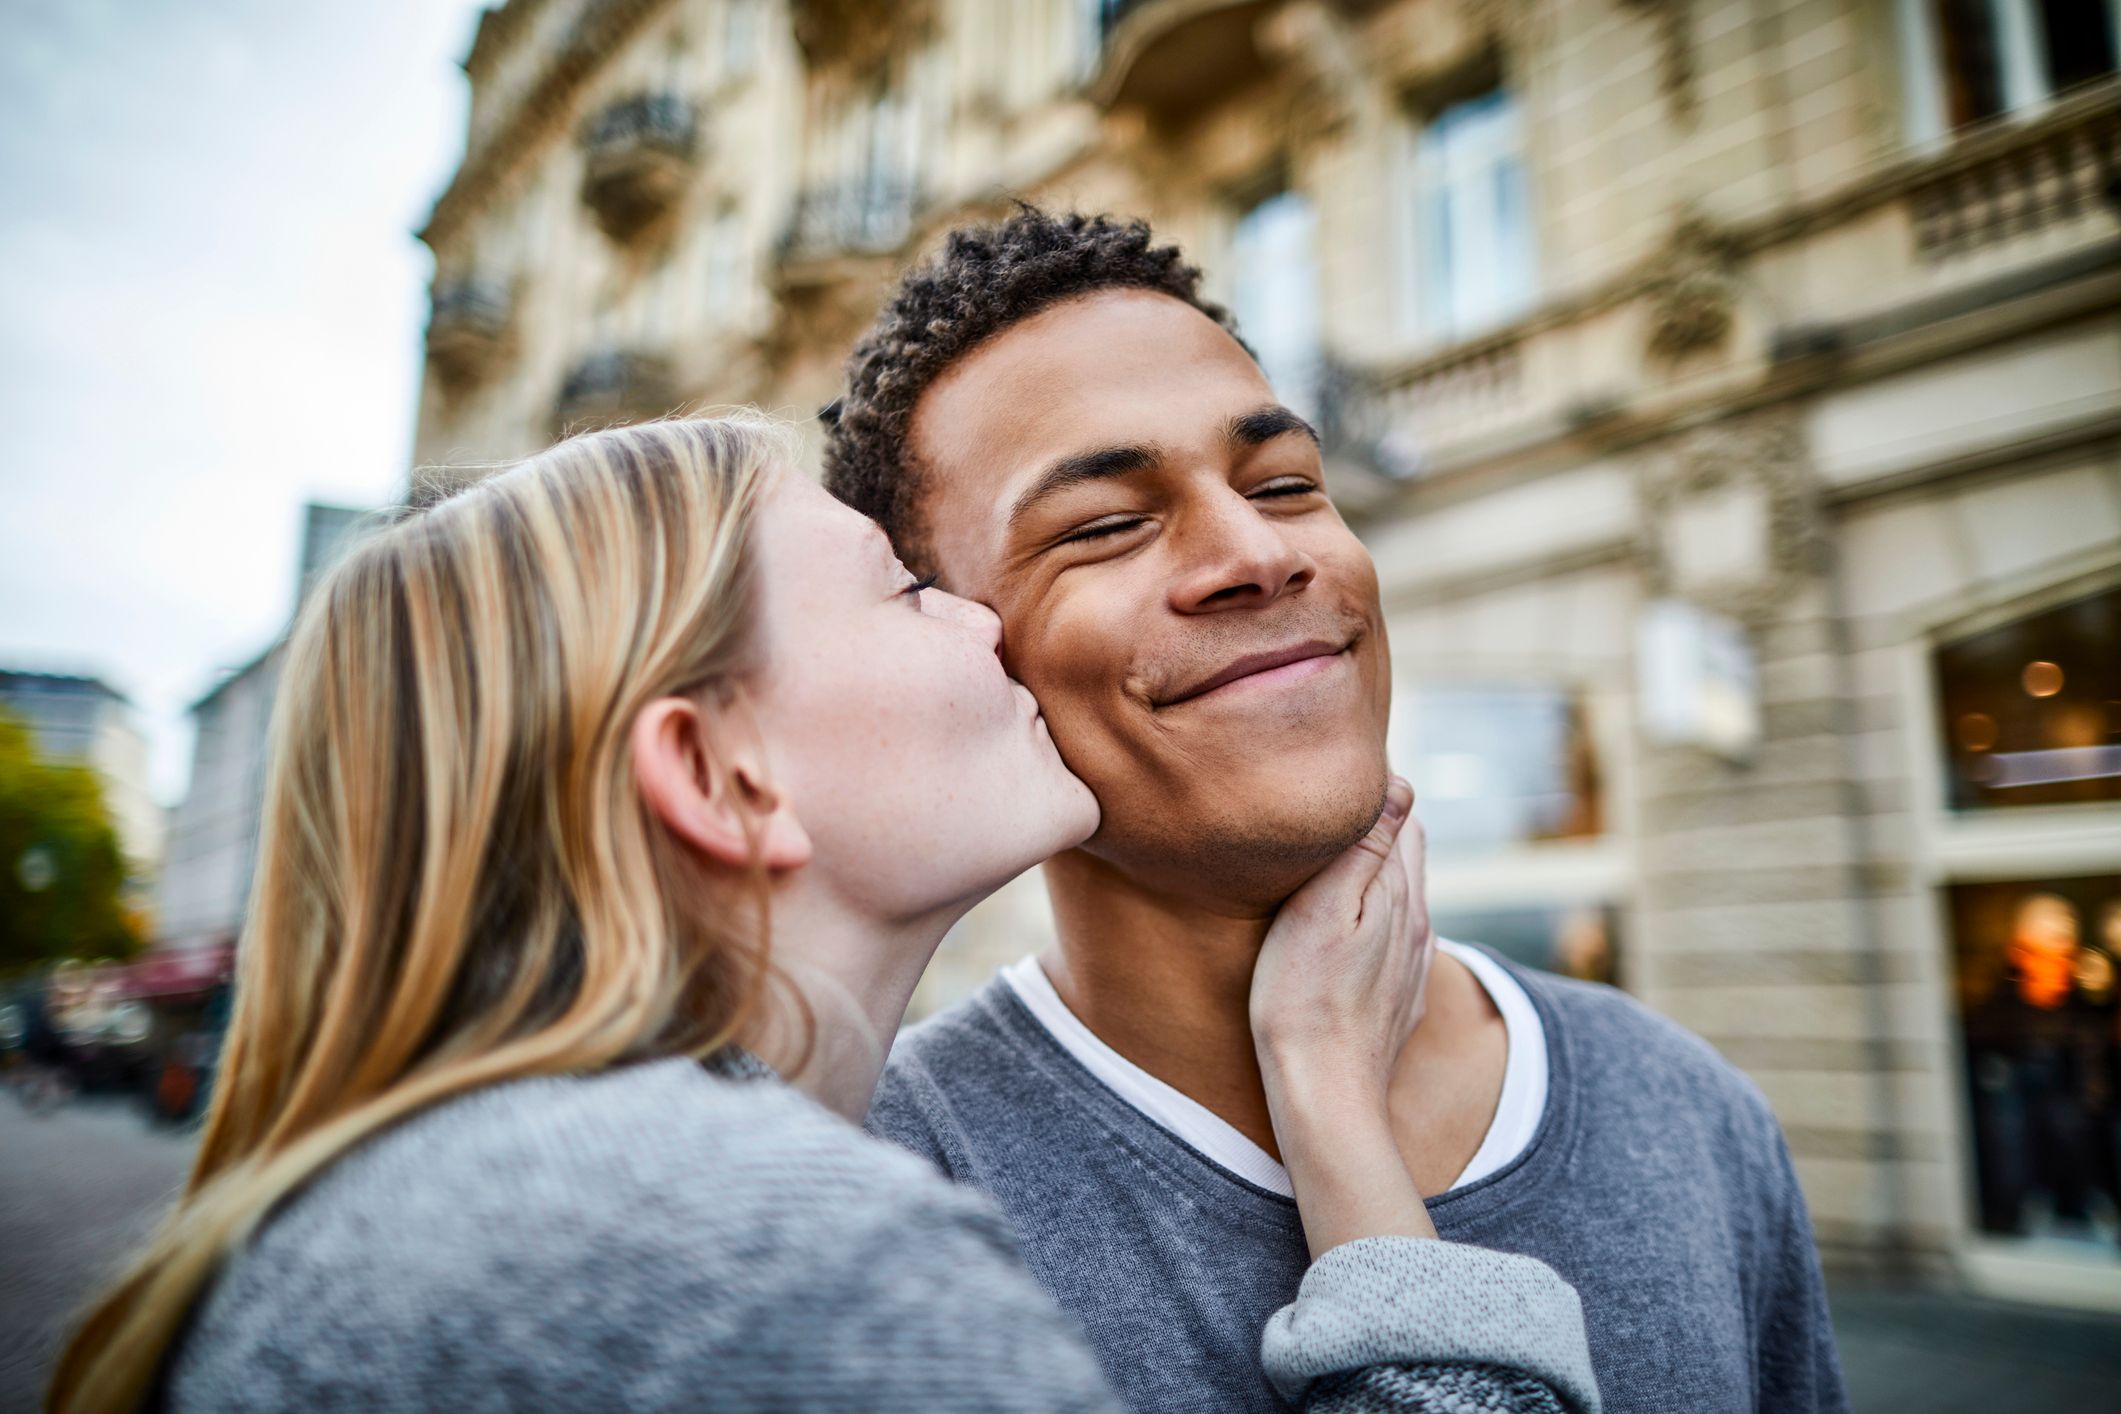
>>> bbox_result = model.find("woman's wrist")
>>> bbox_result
[1260,1058,1436,1256]
[1275,1114,1437,1255]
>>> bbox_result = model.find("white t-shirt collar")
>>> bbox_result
[999,939,1547,1199]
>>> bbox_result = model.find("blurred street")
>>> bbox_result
[0,1088,190,1414]
[5,1084,2121,1413]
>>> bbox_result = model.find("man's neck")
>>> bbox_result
[1040,848,1278,1150]
[1038,848,1506,1193]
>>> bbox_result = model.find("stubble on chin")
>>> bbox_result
[1080,754,1392,912]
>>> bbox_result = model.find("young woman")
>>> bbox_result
[50,417,1599,1413]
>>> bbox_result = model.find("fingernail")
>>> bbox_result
[1382,776,1411,823]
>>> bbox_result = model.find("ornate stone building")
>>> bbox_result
[413,0,2121,1304]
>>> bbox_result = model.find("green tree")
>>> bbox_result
[0,710,142,977]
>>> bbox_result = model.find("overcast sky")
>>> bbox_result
[0,0,487,804]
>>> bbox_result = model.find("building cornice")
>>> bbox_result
[421,0,677,251]
[1356,249,2121,529]
[462,0,552,77]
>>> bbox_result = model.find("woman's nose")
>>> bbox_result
[934,588,1004,653]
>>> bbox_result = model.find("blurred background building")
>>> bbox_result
[130,503,372,1040]
[154,505,371,958]
[405,0,2121,1307]
[0,671,163,878]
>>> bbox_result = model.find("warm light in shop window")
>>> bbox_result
[2022,660,2065,697]
[1955,712,1998,751]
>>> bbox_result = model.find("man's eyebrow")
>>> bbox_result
[1006,442,1164,529]
[1228,404,1319,448]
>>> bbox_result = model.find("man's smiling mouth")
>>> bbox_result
[1155,638,1352,708]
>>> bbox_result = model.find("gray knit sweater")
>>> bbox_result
[163,1054,1600,1411]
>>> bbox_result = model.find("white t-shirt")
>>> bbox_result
[998,939,1548,1199]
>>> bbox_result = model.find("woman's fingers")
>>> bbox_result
[1286,775,1413,924]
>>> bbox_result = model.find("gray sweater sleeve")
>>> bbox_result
[1266,1238,1600,1413]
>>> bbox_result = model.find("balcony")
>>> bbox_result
[425,277,515,390]
[552,351,678,437]
[1091,0,1276,120]
[1318,337,1529,490]
[777,176,921,279]
[791,0,936,75]
[579,93,700,241]
[1906,86,2121,263]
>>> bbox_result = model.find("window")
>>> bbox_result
[721,0,763,79]
[1076,0,1110,80]
[1951,873,2121,1250]
[1432,903,1622,986]
[1406,86,1537,342]
[1921,580,2121,1265]
[703,209,748,326]
[1390,680,1617,982]
[1390,683,1603,856]
[1900,0,2119,140]
[1934,585,2121,812]
[1229,186,1321,421]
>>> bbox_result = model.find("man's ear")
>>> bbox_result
[630,694,813,872]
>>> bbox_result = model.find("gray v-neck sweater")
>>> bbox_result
[162,1052,1600,1411]
[869,951,1848,1414]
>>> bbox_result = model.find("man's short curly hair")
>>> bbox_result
[822,207,1242,571]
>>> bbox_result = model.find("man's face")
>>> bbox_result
[907,288,1391,907]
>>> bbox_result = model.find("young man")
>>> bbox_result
[826,210,1847,1414]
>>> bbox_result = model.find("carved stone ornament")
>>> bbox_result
[1644,212,1743,360]
[1621,0,1697,120]
[1455,0,1550,47]
[1257,2,1363,144]
[790,0,936,77]
[1635,411,1825,624]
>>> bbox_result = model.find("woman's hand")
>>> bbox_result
[1250,775,1438,1257]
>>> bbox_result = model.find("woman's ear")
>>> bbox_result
[631,694,813,872]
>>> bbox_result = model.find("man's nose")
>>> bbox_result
[1166,491,1316,613]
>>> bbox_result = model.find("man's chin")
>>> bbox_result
[1077,763,1391,909]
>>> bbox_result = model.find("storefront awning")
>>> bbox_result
[108,941,235,1002]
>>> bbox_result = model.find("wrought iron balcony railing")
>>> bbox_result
[580,93,701,240]
[552,351,678,436]
[778,176,921,266]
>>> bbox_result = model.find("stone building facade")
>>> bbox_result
[412,0,2121,1305]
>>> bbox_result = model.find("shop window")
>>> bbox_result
[1934,585,2121,812]
[1230,184,1321,421]
[1404,84,1537,342]
[1951,873,2121,1249]
[1390,683,1604,856]
[1433,903,1622,986]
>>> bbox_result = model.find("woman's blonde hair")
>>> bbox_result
[50,414,791,1413]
